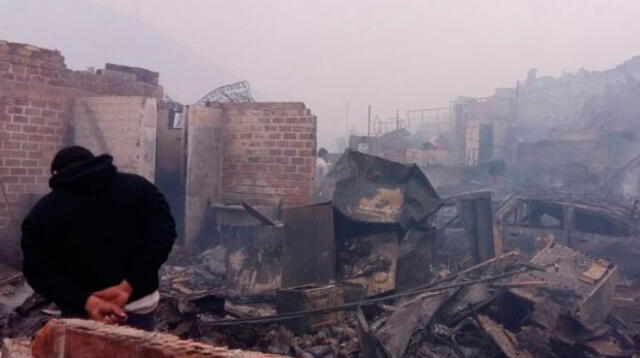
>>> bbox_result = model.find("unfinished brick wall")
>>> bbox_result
[182,102,317,248]
[32,319,286,358]
[217,102,317,207]
[0,40,161,264]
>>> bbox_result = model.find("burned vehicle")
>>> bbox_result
[494,195,640,277]
[433,192,640,277]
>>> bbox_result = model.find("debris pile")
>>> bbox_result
[160,245,227,295]
[196,317,362,357]
[368,243,637,358]
[2,151,640,357]
[152,238,639,358]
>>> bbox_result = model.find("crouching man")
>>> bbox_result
[21,146,176,330]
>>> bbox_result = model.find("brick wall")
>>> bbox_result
[32,319,285,358]
[0,39,162,265]
[181,102,317,248]
[217,102,317,207]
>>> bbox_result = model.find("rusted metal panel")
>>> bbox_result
[222,225,284,297]
[395,227,436,290]
[377,291,449,358]
[282,203,336,288]
[212,204,280,227]
[355,307,390,358]
[242,202,278,226]
[337,231,399,297]
[456,191,497,263]
[276,284,344,333]
[321,150,441,229]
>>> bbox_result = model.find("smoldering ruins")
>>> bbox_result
[2,33,640,358]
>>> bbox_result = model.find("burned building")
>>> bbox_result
[344,56,640,200]
[0,39,318,265]
[2,32,640,358]
[180,101,317,249]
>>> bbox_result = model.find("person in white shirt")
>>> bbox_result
[315,148,330,189]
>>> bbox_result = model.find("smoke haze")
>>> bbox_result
[2,0,639,148]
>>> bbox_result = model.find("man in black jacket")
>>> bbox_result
[21,146,176,329]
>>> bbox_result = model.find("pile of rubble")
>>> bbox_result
[4,241,639,358]
[200,248,637,357]
[368,244,636,358]
[195,318,362,357]
[160,245,227,295]
[151,241,640,358]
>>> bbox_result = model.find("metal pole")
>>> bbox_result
[346,102,350,138]
[514,81,520,122]
[367,105,371,138]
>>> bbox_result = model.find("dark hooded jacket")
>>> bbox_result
[21,155,176,314]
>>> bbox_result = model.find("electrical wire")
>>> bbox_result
[198,264,535,328]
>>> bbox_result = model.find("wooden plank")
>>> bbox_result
[477,314,533,358]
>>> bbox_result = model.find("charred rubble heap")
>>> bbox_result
[3,150,640,358]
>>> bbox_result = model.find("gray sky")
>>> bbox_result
[4,0,640,148]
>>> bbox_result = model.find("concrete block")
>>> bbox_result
[73,96,157,182]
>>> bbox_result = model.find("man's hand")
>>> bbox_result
[84,296,127,324]
[92,280,133,308]
[89,280,133,325]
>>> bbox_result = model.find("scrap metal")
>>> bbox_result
[321,149,441,229]
[195,81,255,105]
[281,203,336,288]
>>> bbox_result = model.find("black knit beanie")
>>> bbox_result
[50,146,95,172]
